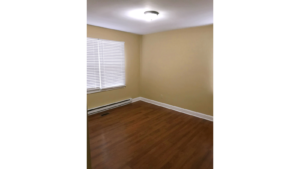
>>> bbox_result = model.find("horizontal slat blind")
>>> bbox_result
[87,38,100,92]
[87,38,125,93]
[99,40,125,89]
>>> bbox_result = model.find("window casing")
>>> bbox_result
[87,38,125,94]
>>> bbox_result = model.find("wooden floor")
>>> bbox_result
[88,101,213,169]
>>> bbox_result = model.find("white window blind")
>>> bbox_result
[87,38,125,93]
[99,40,125,89]
[87,38,100,92]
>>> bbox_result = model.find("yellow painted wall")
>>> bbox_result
[87,24,213,116]
[87,25,141,109]
[140,25,213,115]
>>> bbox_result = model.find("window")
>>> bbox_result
[87,38,125,94]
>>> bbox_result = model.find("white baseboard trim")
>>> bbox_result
[131,97,213,122]
[132,97,142,103]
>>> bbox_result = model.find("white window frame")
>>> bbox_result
[87,37,126,94]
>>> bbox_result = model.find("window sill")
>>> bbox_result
[87,86,126,94]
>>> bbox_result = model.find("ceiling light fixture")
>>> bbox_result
[144,11,159,21]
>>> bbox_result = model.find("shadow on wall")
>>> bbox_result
[209,45,215,94]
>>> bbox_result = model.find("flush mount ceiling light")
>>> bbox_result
[144,11,159,21]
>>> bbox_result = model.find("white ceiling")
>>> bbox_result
[87,0,213,35]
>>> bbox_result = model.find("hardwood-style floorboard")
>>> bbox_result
[88,101,213,169]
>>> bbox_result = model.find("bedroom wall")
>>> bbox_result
[87,25,141,109]
[140,25,213,116]
[87,24,213,116]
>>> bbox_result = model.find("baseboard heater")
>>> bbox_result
[87,98,132,116]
